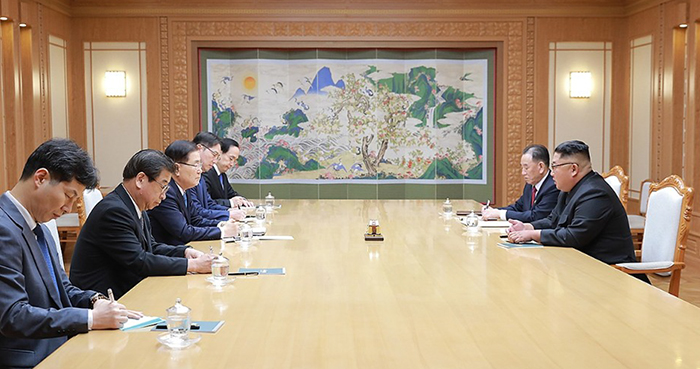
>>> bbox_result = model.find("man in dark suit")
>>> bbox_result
[148,140,239,245]
[187,132,245,221]
[506,140,648,282]
[0,139,137,368]
[70,149,214,300]
[204,138,253,208]
[482,144,559,222]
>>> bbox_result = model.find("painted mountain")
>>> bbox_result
[291,66,346,100]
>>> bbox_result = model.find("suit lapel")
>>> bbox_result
[0,194,63,307]
[114,185,150,249]
[171,180,191,223]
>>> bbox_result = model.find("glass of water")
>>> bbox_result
[239,223,253,244]
[211,253,229,285]
[465,210,480,233]
[255,205,266,224]
[166,298,191,341]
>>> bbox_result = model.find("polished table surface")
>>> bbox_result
[39,200,700,368]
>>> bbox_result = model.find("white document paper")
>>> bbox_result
[254,235,294,241]
[477,220,512,228]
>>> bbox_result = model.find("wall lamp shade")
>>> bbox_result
[104,71,126,97]
[569,71,592,98]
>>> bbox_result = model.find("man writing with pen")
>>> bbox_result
[0,139,141,368]
[481,144,559,222]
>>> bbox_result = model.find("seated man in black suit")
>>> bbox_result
[148,140,239,245]
[507,140,648,282]
[482,144,559,222]
[205,138,253,208]
[70,149,215,299]
[0,139,138,368]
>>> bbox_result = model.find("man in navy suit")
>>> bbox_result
[148,140,239,245]
[187,132,245,222]
[482,144,559,222]
[0,139,138,368]
[507,140,648,283]
[70,149,214,300]
[204,138,253,208]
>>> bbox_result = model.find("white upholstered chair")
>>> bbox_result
[628,179,653,249]
[44,219,64,272]
[55,188,104,265]
[614,175,694,297]
[602,165,629,210]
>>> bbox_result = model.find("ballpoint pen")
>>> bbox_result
[228,271,260,276]
[107,288,115,303]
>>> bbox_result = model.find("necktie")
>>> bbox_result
[531,187,537,207]
[183,192,188,208]
[220,174,226,189]
[33,225,60,296]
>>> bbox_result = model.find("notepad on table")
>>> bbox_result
[497,241,543,249]
[151,320,225,334]
[121,316,164,331]
[239,267,286,275]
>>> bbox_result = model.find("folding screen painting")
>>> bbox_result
[202,49,493,197]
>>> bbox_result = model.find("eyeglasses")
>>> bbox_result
[155,181,169,194]
[550,162,577,171]
[203,145,221,159]
[178,161,203,169]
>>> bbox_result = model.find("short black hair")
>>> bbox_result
[522,144,550,167]
[554,140,591,162]
[220,138,239,154]
[123,149,176,181]
[192,132,221,148]
[164,140,198,163]
[20,138,99,189]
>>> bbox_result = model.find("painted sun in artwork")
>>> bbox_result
[243,76,256,90]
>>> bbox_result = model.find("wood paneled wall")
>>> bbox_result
[1,0,699,256]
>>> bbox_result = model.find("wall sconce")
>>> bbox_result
[104,71,126,97]
[569,71,592,99]
[677,2,688,28]
[0,17,8,21]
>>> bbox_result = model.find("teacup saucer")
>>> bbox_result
[157,332,201,349]
[205,276,234,286]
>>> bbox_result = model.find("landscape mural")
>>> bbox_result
[206,52,489,184]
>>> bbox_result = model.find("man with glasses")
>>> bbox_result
[0,139,141,368]
[148,140,239,245]
[187,132,246,222]
[70,149,215,300]
[205,138,254,208]
[482,144,559,222]
[506,140,648,282]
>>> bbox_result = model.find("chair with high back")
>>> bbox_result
[602,165,629,210]
[628,179,653,250]
[614,175,694,297]
[55,188,104,271]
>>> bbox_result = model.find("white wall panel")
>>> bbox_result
[84,42,147,188]
[549,42,612,172]
[49,36,68,138]
[629,35,653,199]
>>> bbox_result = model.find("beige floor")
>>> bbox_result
[648,254,700,307]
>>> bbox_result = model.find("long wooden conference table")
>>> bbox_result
[39,200,700,368]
